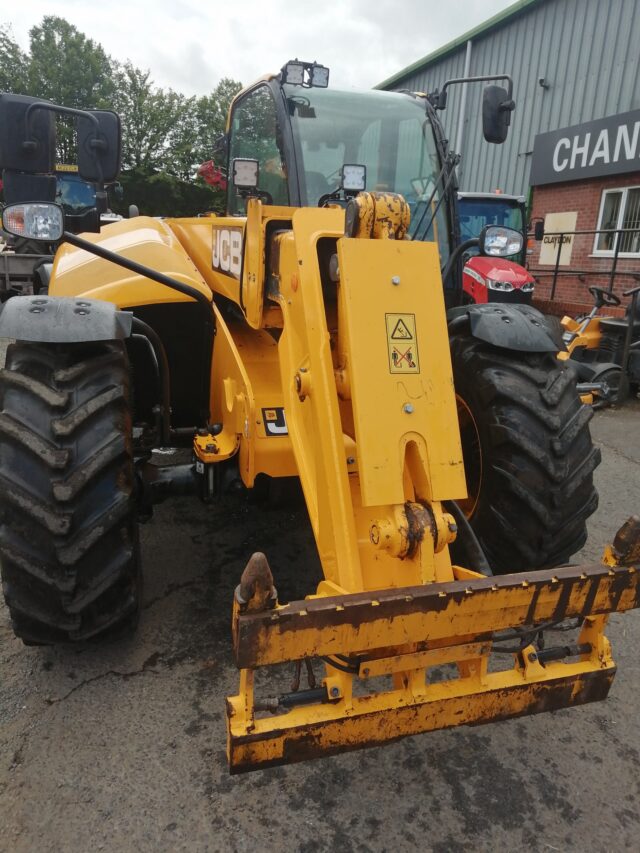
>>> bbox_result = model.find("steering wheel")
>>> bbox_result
[589,285,620,308]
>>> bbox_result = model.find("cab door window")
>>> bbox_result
[227,86,289,214]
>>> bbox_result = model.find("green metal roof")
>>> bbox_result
[375,0,544,90]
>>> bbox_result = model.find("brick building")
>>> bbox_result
[528,111,640,316]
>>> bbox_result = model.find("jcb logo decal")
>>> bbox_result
[212,226,243,279]
[261,407,288,436]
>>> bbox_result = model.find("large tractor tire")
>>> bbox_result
[0,341,141,644]
[451,335,600,574]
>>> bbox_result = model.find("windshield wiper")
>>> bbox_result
[410,152,460,242]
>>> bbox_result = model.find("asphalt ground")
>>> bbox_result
[1,399,639,853]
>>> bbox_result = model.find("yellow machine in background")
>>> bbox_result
[0,64,638,773]
[559,284,633,407]
[559,312,601,406]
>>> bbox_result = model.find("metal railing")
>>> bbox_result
[528,226,640,301]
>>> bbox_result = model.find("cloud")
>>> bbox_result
[3,0,517,94]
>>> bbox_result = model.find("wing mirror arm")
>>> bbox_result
[434,74,513,110]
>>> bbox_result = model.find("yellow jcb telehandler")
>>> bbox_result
[0,65,638,773]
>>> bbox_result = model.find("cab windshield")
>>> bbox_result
[284,84,450,263]
[458,197,524,237]
[55,172,96,214]
[458,196,525,264]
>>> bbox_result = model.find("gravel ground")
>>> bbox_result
[1,386,639,853]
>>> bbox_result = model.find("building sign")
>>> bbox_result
[538,212,578,265]
[531,110,640,186]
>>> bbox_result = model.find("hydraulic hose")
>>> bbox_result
[131,316,171,446]
[443,499,493,577]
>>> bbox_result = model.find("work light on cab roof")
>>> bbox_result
[280,59,329,88]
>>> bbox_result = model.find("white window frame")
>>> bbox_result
[593,184,640,257]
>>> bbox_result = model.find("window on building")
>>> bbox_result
[594,186,640,255]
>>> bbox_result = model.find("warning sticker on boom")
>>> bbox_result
[385,313,420,373]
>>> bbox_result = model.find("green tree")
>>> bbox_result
[24,17,116,163]
[1,15,240,214]
[111,166,224,217]
[114,67,241,182]
[192,77,242,164]
[114,62,192,175]
[0,24,30,93]
[26,16,115,107]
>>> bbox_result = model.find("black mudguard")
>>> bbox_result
[447,303,560,353]
[0,295,132,342]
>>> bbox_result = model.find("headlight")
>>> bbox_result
[2,202,64,241]
[521,281,535,293]
[486,279,514,292]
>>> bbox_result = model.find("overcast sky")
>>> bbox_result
[4,0,517,94]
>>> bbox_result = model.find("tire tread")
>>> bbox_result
[0,341,140,644]
[451,335,600,573]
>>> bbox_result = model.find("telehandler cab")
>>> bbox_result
[0,64,638,773]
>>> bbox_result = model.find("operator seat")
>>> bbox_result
[598,312,640,335]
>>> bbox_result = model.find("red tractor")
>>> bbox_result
[457,191,535,305]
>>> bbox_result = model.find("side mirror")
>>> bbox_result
[2,171,56,204]
[2,202,64,242]
[0,94,56,173]
[482,85,515,144]
[479,225,523,257]
[534,220,545,241]
[0,94,122,186]
[77,110,122,183]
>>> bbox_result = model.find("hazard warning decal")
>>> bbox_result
[385,313,420,374]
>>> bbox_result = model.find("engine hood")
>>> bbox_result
[464,255,534,287]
